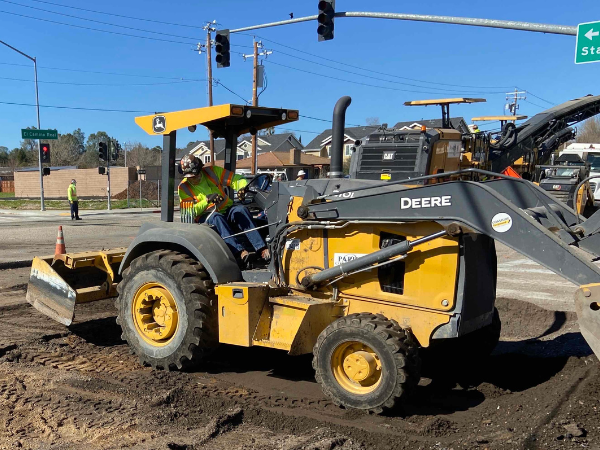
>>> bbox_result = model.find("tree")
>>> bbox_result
[125,141,161,168]
[72,128,86,154]
[52,133,80,166]
[18,126,38,166]
[85,131,112,153]
[78,149,100,169]
[365,117,380,126]
[577,117,600,143]
[0,148,8,166]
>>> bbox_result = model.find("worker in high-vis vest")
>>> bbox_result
[67,179,81,221]
[178,154,269,262]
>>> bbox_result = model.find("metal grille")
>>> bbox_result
[549,191,572,205]
[358,145,419,172]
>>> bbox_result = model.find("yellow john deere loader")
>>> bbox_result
[27,97,600,414]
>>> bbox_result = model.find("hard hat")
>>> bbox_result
[298,170,306,176]
[472,125,479,129]
[71,179,76,184]
[180,154,203,178]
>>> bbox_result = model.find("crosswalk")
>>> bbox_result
[496,255,579,311]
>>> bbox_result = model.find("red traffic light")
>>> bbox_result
[40,142,51,163]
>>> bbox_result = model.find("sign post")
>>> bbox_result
[575,21,600,64]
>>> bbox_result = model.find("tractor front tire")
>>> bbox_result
[116,250,217,370]
[313,313,420,414]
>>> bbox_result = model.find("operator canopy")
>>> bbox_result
[135,104,299,137]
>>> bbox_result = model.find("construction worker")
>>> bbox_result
[67,179,81,221]
[178,154,269,262]
[296,169,307,180]
[472,124,481,134]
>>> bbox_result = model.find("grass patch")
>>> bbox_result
[0,192,15,198]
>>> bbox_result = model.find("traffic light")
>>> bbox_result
[98,167,106,175]
[317,0,335,41]
[215,29,231,68]
[99,142,108,161]
[40,143,50,164]
[42,167,50,176]
[112,141,121,161]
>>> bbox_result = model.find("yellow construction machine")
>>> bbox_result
[26,96,600,414]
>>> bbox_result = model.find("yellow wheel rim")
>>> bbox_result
[331,341,382,395]
[132,282,179,347]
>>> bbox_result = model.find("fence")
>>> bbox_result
[0,180,14,193]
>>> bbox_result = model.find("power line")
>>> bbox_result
[0,100,152,113]
[0,0,204,41]
[213,80,249,104]
[300,114,364,128]
[265,60,505,96]
[284,128,322,135]
[0,61,205,81]
[523,99,547,109]
[517,87,555,106]
[273,48,506,94]
[27,0,202,29]
[244,33,514,90]
[0,9,194,45]
[0,75,203,86]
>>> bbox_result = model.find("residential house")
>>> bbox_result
[215,148,330,180]
[303,126,379,158]
[176,139,226,165]
[391,117,471,134]
[178,133,304,164]
[237,132,304,159]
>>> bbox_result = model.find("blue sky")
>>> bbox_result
[0,0,599,151]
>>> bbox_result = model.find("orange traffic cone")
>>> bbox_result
[55,226,66,256]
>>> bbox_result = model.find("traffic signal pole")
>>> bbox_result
[205,25,215,164]
[34,57,44,211]
[107,141,111,210]
[0,40,44,210]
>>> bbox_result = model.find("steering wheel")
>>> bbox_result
[239,173,273,205]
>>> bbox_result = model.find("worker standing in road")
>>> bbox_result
[68,179,81,221]
[178,154,269,263]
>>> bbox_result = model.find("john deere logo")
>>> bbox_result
[152,115,166,133]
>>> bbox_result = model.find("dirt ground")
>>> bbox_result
[0,265,599,450]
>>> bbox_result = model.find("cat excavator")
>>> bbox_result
[26,96,600,414]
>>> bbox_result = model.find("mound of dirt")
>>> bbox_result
[112,180,159,200]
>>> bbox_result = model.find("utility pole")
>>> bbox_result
[506,89,527,116]
[251,39,258,175]
[0,40,44,211]
[203,21,216,164]
[242,41,272,174]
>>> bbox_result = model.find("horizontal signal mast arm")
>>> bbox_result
[231,12,576,36]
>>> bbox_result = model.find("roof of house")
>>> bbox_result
[239,133,303,152]
[303,126,379,151]
[391,117,470,134]
[215,151,330,169]
[176,139,226,160]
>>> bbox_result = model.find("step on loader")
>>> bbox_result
[26,96,600,414]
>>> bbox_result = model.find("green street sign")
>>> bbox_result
[575,21,600,64]
[21,129,58,140]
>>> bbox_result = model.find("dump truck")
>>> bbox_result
[26,97,600,414]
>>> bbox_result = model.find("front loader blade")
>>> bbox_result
[575,284,600,358]
[26,256,77,326]
[26,249,125,326]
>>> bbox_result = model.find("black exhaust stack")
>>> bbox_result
[329,96,351,178]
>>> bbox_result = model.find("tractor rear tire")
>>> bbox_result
[313,313,420,414]
[116,250,217,370]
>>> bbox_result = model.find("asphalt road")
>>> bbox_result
[0,209,161,263]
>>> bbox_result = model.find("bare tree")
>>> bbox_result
[577,117,600,143]
[125,141,161,168]
[365,117,380,126]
